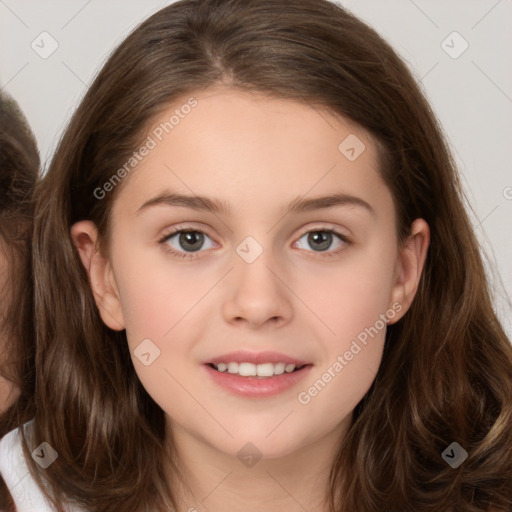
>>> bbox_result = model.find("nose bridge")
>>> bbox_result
[223,232,293,327]
[233,233,280,292]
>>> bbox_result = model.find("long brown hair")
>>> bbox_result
[8,0,512,510]
[0,91,38,510]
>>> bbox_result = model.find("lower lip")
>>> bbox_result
[202,364,313,398]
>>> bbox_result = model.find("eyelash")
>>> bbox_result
[157,225,351,260]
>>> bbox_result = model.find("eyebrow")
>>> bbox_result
[136,191,375,217]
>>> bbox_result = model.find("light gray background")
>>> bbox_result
[1,0,511,335]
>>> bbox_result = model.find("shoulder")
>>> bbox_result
[0,421,85,512]
[0,422,57,511]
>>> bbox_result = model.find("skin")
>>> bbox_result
[0,242,19,413]
[72,86,429,512]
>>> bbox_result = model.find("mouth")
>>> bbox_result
[206,361,310,378]
[202,359,313,398]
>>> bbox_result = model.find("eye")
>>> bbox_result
[294,228,350,256]
[158,225,350,260]
[159,228,217,259]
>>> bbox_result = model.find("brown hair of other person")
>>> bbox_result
[0,90,38,511]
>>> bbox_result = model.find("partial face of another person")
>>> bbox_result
[0,92,38,414]
[0,240,18,411]
[73,87,428,460]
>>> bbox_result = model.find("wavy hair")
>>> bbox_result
[4,0,511,510]
[0,91,38,510]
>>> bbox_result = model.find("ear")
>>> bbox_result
[387,218,430,324]
[70,220,126,331]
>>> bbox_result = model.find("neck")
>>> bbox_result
[166,414,352,512]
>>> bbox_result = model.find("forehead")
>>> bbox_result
[110,87,389,218]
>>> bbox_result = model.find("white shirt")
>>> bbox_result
[0,422,84,512]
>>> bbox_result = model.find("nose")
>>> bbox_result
[222,245,294,329]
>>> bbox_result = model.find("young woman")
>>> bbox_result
[1,0,510,511]
[0,91,38,510]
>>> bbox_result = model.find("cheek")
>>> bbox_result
[112,245,212,345]
[291,239,397,420]
[0,251,8,301]
[0,253,10,336]
[111,253,209,420]
[301,238,398,344]
[110,245,218,405]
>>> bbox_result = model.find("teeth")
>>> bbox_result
[273,362,286,375]
[256,363,274,377]
[227,362,239,374]
[212,361,304,378]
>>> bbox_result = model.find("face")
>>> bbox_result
[73,87,428,461]
[0,238,18,412]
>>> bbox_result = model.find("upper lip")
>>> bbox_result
[205,350,311,366]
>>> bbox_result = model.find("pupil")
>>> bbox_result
[180,231,204,252]
[309,231,331,251]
